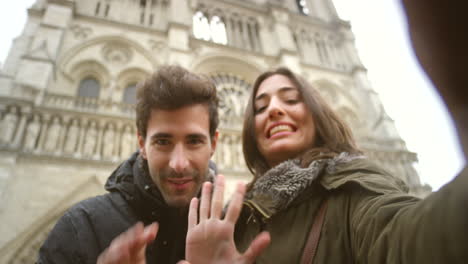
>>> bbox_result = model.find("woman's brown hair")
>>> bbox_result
[242,67,361,178]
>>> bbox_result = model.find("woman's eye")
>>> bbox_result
[287,99,298,103]
[255,106,266,114]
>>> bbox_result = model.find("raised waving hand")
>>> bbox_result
[184,175,270,264]
[97,222,158,264]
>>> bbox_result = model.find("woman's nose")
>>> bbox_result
[267,99,285,119]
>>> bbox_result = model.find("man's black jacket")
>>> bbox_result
[37,152,216,264]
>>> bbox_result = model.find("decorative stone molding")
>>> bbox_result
[210,73,251,129]
[148,39,166,51]
[101,42,133,66]
[0,103,136,165]
[42,92,135,117]
[70,24,93,39]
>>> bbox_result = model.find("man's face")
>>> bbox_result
[138,104,218,208]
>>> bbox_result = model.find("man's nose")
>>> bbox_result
[169,144,190,174]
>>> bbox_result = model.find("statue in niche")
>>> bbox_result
[222,134,233,168]
[64,119,80,154]
[229,89,243,118]
[102,123,116,159]
[212,133,223,165]
[83,121,98,157]
[233,134,243,167]
[120,126,135,158]
[0,108,18,144]
[23,115,41,151]
[218,86,247,126]
[44,117,62,152]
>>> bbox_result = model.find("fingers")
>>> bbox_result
[142,222,159,244]
[97,222,158,264]
[242,231,271,263]
[97,223,140,264]
[128,222,157,251]
[199,181,212,221]
[133,223,158,263]
[210,174,225,219]
[225,182,246,223]
[188,197,199,230]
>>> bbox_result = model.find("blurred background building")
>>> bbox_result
[0,0,430,262]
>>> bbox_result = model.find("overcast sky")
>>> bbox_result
[0,0,465,190]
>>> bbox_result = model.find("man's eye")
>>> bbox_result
[188,138,203,145]
[154,139,170,145]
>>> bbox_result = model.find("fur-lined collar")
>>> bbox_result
[245,152,364,218]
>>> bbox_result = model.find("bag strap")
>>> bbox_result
[300,198,328,264]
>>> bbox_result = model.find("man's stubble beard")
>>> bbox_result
[153,167,209,209]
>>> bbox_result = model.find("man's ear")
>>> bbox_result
[137,132,147,159]
[210,130,219,157]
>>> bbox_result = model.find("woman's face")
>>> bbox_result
[254,74,316,166]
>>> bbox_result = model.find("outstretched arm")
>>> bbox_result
[184,175,270,264]
[401,0,468,156]
[97,222,158,264]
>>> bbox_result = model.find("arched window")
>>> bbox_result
[193,11,211,41]
[210,16,227,45]
[193,12,227,45]
[297,0,309,15]
[123,83,137,105]
[77,77,100,98]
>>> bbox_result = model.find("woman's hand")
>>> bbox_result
[185,175,270,264]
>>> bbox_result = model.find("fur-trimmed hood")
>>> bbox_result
[244,152,407,218]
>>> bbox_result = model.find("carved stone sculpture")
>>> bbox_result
[83,121,98,157]
[44,117,61,152]
[222,134,233,168]
[23,115,41,151]
[0,108,18,144]
[233,134,243,167]
[120,126,135,158]
[102,123,116,159]
[64,119,80,154]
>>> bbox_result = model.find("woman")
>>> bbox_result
[184,66,468,264]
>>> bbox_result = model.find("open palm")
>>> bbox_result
[185,175,270,264]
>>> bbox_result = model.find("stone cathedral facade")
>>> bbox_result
[0,0,430,261]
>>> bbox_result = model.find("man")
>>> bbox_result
[37,65,220,264]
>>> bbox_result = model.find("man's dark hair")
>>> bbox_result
[136,65,219,139]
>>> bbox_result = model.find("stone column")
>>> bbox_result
[167,0,192,66]
[224,16,234,47]
[231,18,241,48]
[241,19,251,51]
[37,114,50,152]
[145,0,152,26]
[60,115,71,153]
[76,118,87,157]
[94,121,105,160]
[251,22,262,52]
[325,38,337,68]
[57,115,73,154]
[12,106,31,148]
